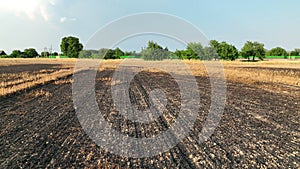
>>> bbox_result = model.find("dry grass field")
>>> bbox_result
[1,59,298,97]
[0,59,299,168]
[0,59,76,96]
[187,60,300,97]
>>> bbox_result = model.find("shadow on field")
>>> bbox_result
[235,66,300,73]
[0,64,63,74]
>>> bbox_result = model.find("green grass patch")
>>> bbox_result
[266,56,287,59]
[290,56,300,59]
[120,55,141,59]
[48,55,69,58]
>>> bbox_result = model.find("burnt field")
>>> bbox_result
[0,59,299,168]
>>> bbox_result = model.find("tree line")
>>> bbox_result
[1,36,299,61]
[0,36,83,58]
[79,40,300,61]
[78,48,141,59]
[0,48,61,58]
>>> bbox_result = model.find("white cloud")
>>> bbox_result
[48,0,59,6]
[60,17,67,23]
[0,0,59,21]
[40,6,49,21]
[60,17,77,23]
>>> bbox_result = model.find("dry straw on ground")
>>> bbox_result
[0,59,299,97]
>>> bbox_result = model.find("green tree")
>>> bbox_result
[209,40,239,60]
[209,40,220,52]
[24,48,39,58]
[114,47,124,59]
[0,51,7,58]
[79,50,92,58]
[141,41,169,60]
[53,52,59,56]
[290,50,299,56]
[124,51,131,56]
[142,48,169,60]
[186,42,204,59]
[203,46,218,60]
[41,51,49,58]
[184,46,197,60]
[218,42,239,61]
[240,41,266,61]
[60,36,83,58]
[267,47,288,56]
[174,49,186,59]
[209,40,222,56]
[104,49,116,59]
[147,41,163,50]
[98,48,109,59]
[168,52,179,59]
[10,50,22,58]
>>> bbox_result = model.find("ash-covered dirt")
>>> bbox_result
[0,67,299,168]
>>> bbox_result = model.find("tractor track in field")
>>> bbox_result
[0,67,299,168]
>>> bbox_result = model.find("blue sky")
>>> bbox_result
[0,0,299,54]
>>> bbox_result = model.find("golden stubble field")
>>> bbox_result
[0,58,299,97]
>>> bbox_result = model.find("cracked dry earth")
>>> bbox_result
[0,65,299,168]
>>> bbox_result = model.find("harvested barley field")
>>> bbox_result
[0,59,299,168]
